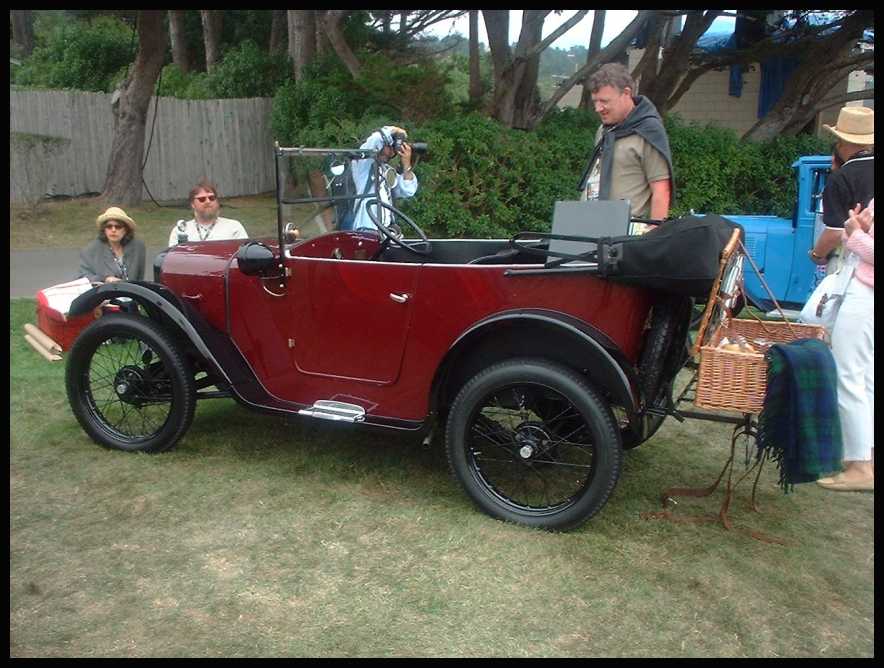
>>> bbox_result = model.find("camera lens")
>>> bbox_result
[411,142,428,155]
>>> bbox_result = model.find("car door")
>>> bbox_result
[292,257,418,384]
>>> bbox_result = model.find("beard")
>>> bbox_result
[195,209,219,224]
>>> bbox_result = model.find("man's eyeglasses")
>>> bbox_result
[194,195,217,203]
[104,223,126,230]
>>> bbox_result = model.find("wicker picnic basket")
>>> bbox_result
[692,229,827,415]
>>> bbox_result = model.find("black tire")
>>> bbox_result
[445,358,623,531]
[626,296,693,449]
[65,313,196,453]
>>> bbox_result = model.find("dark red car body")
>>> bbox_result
[63,144,691,532]
[158,234,652,426]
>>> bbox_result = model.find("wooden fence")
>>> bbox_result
[10,88,276,203]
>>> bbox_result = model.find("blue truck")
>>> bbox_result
[722,154,831,314]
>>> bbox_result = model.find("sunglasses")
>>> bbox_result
[104,223,126,230]
[194,195,217,203]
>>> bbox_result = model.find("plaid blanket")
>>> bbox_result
[757,338,843,492]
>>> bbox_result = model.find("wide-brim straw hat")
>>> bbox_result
[823,106,874,145]
[96,206,137,231]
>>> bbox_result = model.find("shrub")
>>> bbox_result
[399,112,597,238]
[12,15,135,92]
[399,111,830,239]
[155,64,213,100]
[206,39,290,99]
[272,52,456,147]
[666,115,828,218]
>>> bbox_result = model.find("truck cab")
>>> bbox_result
[724,155,831,313]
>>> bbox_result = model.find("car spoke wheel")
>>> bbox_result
[66,314,196,453]
[446,359,622,531]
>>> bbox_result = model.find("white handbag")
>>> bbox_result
[799,253,858,334]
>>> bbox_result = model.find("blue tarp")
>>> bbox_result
[692,15,873,117]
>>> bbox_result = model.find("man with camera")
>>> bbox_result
[350,126,421,233]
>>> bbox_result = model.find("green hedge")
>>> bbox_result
[386,111,830,239]
[12,15,135,92]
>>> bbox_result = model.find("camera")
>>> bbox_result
[388,130,427,155]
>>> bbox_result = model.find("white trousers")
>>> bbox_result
[831,278,875,461]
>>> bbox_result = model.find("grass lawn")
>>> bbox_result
[11,194,280,250]
[9,299,874,658]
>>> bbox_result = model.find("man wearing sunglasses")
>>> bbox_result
[167,178,248,247]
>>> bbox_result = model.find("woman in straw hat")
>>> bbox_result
[78,206,146,284]
[809,105,873,266]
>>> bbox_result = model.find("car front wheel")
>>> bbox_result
[65,313,196,453]
[445,358,623,531]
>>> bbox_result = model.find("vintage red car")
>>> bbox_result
[64,144,710,531]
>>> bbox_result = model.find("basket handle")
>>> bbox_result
[737,240,797,338]
[693,228,743,355]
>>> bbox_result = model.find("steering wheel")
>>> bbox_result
[364,198,432,257]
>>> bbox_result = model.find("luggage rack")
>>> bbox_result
[640,228,825,541]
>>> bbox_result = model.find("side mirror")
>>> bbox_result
[236,242,277,276]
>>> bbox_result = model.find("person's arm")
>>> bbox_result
[648,178,671,220]
[844,203,874,265]
[642,141,672,220]
[78,244,103,284]
[810,227,843,265]
[845,228,874,265]
[812,173,850,262]
[133,239,146,280]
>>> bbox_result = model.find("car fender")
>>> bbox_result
[68,281,232,385]
[432,308,639,416]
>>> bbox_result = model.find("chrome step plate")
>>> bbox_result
[298,400,366,423]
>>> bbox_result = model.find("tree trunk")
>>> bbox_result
[398,11,409,48]
[11,10,35,57]
[509,10,547,129]
[168,10,192,73]
[288,10,316,82]
[533,11,652,127]
[314,11,329,55]
[101,11,166,207]
[743,50,873,141]
[269,9,287,55]
[483,9,511,97]
[468,10,483,104]
[486,9,590,128]
[579,10,607,110]
[200,10,223,73]
[629,12,664,96]
[322,11,361,79]
[636,11,721,115]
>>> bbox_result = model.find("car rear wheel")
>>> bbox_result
[445,358,622,531]
[65,314,196,453]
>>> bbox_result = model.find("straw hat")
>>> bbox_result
[823,106,874,145]
[96,206,137,230]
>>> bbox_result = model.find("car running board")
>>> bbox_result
[298,400,366,423]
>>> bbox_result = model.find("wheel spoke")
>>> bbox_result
[84,334,173,440]
[465,382,596,512]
